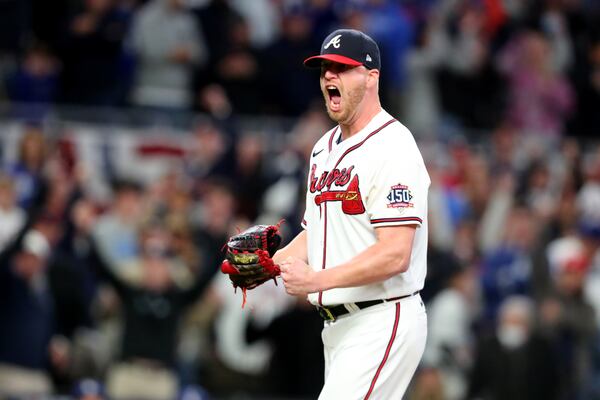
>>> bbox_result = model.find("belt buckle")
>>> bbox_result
[318,306,336,321]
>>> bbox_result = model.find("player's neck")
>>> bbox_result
[339,98,382,140]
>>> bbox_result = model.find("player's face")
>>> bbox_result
[320,61,368,124]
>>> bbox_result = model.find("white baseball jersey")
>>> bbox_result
[302,109,430,306]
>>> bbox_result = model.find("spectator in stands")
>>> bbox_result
[402,19,445,137]
[435,0,506,130]
[425,149,456,254]
[177,384,212,400]
[144,170,186,218]
[5,126,47,208]
[228,0,279,49]
[184,121,233,186]
[196,83,235,119]
[478,170,516,256]
[543,233,597,398]
[421,246,456,303]
[578,152,600,326]
[480,206,538,325]
[0,218,56,397]
[519,158,562,222]
[570,37,600,138]
[193,0,243,67]
[434,141,477,228]
[1,1,600,398]
[422,258,478,400]
[168,212,202,277]
[59,0,132,106]
[231,133,270,221]
[72,378,107,400]
[453,220,479,268]
[0,174,25,251]
[304,0,338,45]
[261,5,321,115]
[246,297,325,398]
[409,367,445,400]
[462,152,493,219]
[498,29,574,140]
[208,15,262,114]
[467,296,559,400]
[48,198,97,331]
[193,179,237,275]
[1,127,100,394]
[129,0,207,110]
[5,43,60,106]
[83,217,211,400]
[350,0,416,114]
[0,0,30,62]
[258,107,330,235]
[92,180,143,269]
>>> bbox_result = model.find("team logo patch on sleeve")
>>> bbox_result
[386,184,414,208]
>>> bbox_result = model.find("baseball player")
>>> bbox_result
[273,29,430,399]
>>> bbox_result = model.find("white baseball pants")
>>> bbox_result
[319,294,427,400]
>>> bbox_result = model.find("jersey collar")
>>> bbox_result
[333,109,392,149]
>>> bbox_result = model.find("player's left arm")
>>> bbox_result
[280,224,417,295]
[272,229,308,265]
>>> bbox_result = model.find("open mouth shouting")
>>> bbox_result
[326,85,342,113]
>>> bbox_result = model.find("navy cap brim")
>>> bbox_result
[303,54,363,69]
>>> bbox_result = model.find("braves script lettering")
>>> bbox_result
[309,164,354,193]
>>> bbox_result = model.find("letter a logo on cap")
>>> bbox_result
[324,34,342,49]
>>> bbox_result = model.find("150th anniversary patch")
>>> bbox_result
[386,184,414,208]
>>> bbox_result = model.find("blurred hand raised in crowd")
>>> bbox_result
[72,199,98,234]
[49,335,72,373]
[199,84,232,118]
[71,14,98,36]
[169,46,193,64]
[540,297,563,326]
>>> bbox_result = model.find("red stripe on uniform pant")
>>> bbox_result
[363,302,401,400]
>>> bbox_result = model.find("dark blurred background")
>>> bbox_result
[0,0,600,399]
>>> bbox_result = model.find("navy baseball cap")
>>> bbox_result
[304,29,381,70]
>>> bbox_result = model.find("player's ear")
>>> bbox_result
[366,69,379,89]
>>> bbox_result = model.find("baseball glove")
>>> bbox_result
[220,224,282,306]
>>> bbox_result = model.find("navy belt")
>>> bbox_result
[317,291,420,321]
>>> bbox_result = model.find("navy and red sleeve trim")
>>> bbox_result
[370,217,423,225]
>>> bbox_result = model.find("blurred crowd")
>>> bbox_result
[1,0,600,400]
[0,0,598,137]
[0,113,328,400]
